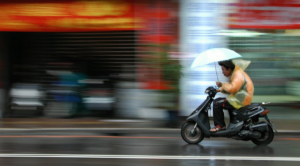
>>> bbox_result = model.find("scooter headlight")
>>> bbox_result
[205,89,210,93]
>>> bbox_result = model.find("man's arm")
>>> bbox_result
[220,72,244,93]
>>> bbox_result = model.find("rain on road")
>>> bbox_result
[0,130,299,166]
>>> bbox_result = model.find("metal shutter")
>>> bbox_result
[8,31,137,85]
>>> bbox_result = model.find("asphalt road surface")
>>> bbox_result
[0,130,299,166]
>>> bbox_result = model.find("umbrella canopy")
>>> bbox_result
[191,48,242,68]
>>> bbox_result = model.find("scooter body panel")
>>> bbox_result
[186,96,212,137]
[211,121,244,137]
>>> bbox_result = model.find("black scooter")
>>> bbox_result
[181,86,277,146]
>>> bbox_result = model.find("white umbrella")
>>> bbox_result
[191,48,242,81]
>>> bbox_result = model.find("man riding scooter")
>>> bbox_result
[210,59,254,132]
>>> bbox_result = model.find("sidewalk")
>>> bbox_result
[0,118,299,135]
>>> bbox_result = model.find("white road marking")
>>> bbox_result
[0,154,299,161]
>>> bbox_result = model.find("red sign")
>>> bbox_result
[0,0,144,32]
[229,0,300,29]
[136,0,179,90]
[136,0,178,43]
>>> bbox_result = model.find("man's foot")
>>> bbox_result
[210,125,226,132]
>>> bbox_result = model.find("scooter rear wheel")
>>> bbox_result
[181,122,204,144]
[251,124,274,146]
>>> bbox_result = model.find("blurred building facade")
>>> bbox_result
[1,0,300,118]
[179,0,300,116]
[227,0,300,97]
[0,0,179,118]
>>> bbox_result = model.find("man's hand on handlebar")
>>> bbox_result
[216,81,222,87]
[216,89,221,92]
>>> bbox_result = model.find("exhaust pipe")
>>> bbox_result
[248,131,262,139]
[250,123,268,132]
[238,123,269,139]
[238,130,262,139]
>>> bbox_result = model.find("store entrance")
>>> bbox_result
[5,31,136,118]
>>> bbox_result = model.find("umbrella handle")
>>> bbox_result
[214,62,219,82]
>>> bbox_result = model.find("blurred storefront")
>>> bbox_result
[0,0,179,118]
[226,0,300,101]
[1,0,299,119]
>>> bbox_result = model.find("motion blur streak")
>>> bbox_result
[278,138,300,141]
[0,135,296,140]
[0,135,179,139]
[0,154,299,161]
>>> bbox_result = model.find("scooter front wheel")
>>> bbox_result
[181,122,204,144]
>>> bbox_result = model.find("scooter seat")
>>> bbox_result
[232,103,260,115]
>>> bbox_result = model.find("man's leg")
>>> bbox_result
[223,100,236,113]
[212,98,226,128]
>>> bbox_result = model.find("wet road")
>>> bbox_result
[0,131,299,166]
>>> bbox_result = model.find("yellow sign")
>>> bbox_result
[0,0,143,31]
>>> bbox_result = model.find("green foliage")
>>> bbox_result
[142,44,183,95]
